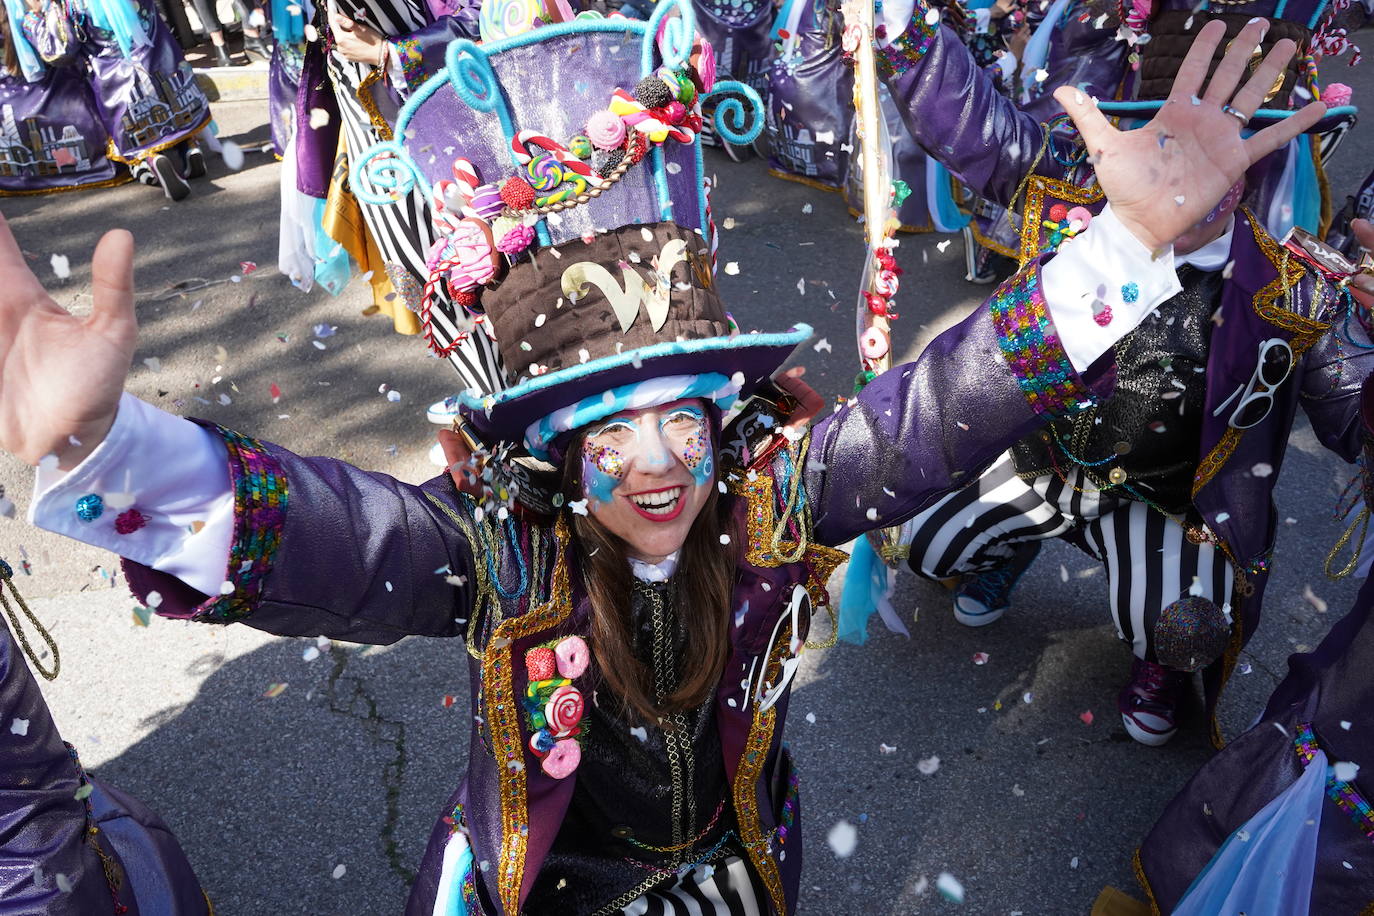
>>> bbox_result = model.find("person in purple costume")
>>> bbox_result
[881,0,1374,749]
[0,1,126,194]
[0,7,1320,912]
[22,0,213,200]
[0,560,210,914]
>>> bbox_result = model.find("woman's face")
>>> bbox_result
[580,398,716,563]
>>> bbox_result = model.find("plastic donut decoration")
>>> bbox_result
[554,635,589,679]
[541,738,582,778]
[860,326,890,361]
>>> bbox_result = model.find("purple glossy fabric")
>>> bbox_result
[269,43,303,158]
[0,65,120,193]
[0,615,207,915]
[293,38,336,198]
[26,0,212,161]
[1139,572,1374,911]
[880,8,1374,741]
[691,0,774,98]
[766,9,852,189]
[121,270,1105,913]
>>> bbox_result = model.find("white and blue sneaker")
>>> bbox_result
[952,541,1041,627]
[426,394,463,425]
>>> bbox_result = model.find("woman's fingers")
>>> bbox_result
[1166,19,1229,105]
[1052,85,1116,156]
[88,228,137,348]
[1227,37,1296,118]
[1200,19,1268,107]
[0,211,50,308]
[1243,100,1325,165]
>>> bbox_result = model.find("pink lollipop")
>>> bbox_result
[554,635,589,678]
[541,738,581,778]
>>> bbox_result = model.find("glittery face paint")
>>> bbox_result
[579,403,715,501]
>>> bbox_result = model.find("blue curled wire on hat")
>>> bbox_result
[0,558,61,680]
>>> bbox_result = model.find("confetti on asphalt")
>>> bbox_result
[262,683,288,698]
[805,712,816,724]
[879,743,897,754]
[1302,585,1327,613]
[1012,784,1025,797]
[826,820,858,858]
[1070,856,1080,869]
[917,755,940,775]
[802,203,813,214]
[813,338,831,353]
[1079,710,1094,725]
[936,872,965,903]
[143,357,162,373]
[221,140,245,171]
[724,262,739,275]
[270,383,283,403]
[972,652,989,665]
[332,864,347,879]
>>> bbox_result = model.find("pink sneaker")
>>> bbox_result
[1118,658,1190,746]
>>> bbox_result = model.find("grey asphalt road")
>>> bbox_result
[2,50,1373,913]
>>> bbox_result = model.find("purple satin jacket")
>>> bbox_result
[116,269,1110,913]
[879,3,1374,746]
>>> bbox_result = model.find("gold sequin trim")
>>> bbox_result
[728,471,847,625]
[1130,848,1163,916]
[1192,210,1330,496]
[356,68,395,141]
[1017,176,1104,266]
[732,616,791,914]
[103,112,213,165]
[481,516,573,914]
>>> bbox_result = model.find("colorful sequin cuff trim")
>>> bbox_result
[1294,722,1374,844]
[192,428,288,624]
[392,38,423,88]
[876,11,939,80]
[990,268,1093,417]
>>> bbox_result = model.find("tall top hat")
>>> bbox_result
[1097,0,1358,136]
[354,1,811,458]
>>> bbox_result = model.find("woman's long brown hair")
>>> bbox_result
[562,421,740,725]
[0,7,21,79]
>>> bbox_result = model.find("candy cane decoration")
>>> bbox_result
[608,90,695,144]
[510,130,599,180]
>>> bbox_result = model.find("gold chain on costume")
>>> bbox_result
[1325,507,1370,579]
[0,560,60,680]
[355,69,394,141]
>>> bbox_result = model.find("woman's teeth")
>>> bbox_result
[629,487,683,515]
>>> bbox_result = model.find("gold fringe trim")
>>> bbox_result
[968,217,1018,260]
[104,111,213,165]
[0,171,134,196]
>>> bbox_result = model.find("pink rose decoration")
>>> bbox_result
[586,109,627,151]
[1324,83,1353,107]
[554,635,589,678]
[541,738,581,778]
[545,684,584,736]
[497,223,535,255]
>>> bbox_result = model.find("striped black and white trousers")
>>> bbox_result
[902,452,1235,662]
[620,856,766,915]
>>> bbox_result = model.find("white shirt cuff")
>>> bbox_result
[1043,204,1182,372]
[29,393,236,597]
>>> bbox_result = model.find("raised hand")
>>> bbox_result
[0,213,136,469]
[1053,18,1326,253]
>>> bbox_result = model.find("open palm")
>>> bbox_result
[0,213,136,468]
[1053,19,1326,253]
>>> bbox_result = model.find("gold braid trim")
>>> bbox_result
[104,111,213,165]
[732,618,791,914]
[728,470,848,646]
[356,69,394,141]
[1017,176,1105,266]
[968,216,1018,259]
[482,516,573,914]
[1192,210,1329,496]
[1130,849,1163,916]
[0,171,134,196]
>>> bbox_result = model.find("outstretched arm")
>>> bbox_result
[0,217,486,644]
[811,19,1327,543]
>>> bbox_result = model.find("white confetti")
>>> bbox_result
[569,499,589,516]
[386,390,402,402]
[719,534,731,545]
[50,254,70,280]
[813,338,831,353]
[221,140,245,171]
[723,262,740,275]
[797,277,806,296]
[1302,585,1328,614]
[1341,720,1352,730]
[879,742,898,754]
[143,356,162,373]
[145,591,163,608]
[629,726,648,742]
[802,203,813,214]
[936,872,965,903]
[10,718,29,736]
[220,580,235,595]
[332,864,347,879]
[826,820,859,858]
[1070,856,1080,869]
[936,239,951,253]
[805,712,816,724]
[1251,462,1273,478]
[1335,761,1360,782]
[309,107,331,129]
[1012,783,1025,797]
[917,755,940,775]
